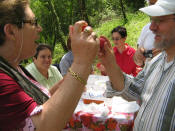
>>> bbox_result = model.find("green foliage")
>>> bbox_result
[124,0,146,12]
[30,0,130,47]
[27,0,149,69]
[52,42,65,64]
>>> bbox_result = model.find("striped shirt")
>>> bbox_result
[107,52,175,131]
[26,62,63,89]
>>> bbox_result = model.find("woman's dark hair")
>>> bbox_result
[34,44,53,59]
[111,26,127,38]
[0,0,29,46]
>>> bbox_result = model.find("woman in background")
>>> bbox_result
[26,44,63,89]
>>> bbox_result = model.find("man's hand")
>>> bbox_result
[134,48,162,66]
[133,48,145,66]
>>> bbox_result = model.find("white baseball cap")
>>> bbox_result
[139,0,175,16]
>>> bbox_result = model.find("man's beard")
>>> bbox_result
[154,35,175,50]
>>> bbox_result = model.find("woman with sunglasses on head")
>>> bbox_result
[98,26,141,77]
[26,44,63,90]
[0,0,99,130]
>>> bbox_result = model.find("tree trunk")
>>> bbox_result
[81,0,90,24]
[78,0,90,24]
[47,0,67,52]
[119,0,127,24]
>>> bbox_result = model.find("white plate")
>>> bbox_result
[112,101,140,113]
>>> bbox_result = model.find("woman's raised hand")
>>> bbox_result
[69,21,99,66]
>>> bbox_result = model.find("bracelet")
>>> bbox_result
[68,68,86,85]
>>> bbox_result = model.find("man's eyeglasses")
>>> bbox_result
[22,18,38,27]
[112,37,121,41]
[150,17,175,25]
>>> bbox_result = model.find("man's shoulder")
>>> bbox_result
[138,23,155,49]
[60,51,73,64]
[142,23,151,30]
[139,23,152,36]
[144,52,164,72]
[63,51,73,59]
[140,23,151,33]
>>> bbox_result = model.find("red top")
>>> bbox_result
[113,43,139,77]
[0,70,37,130]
